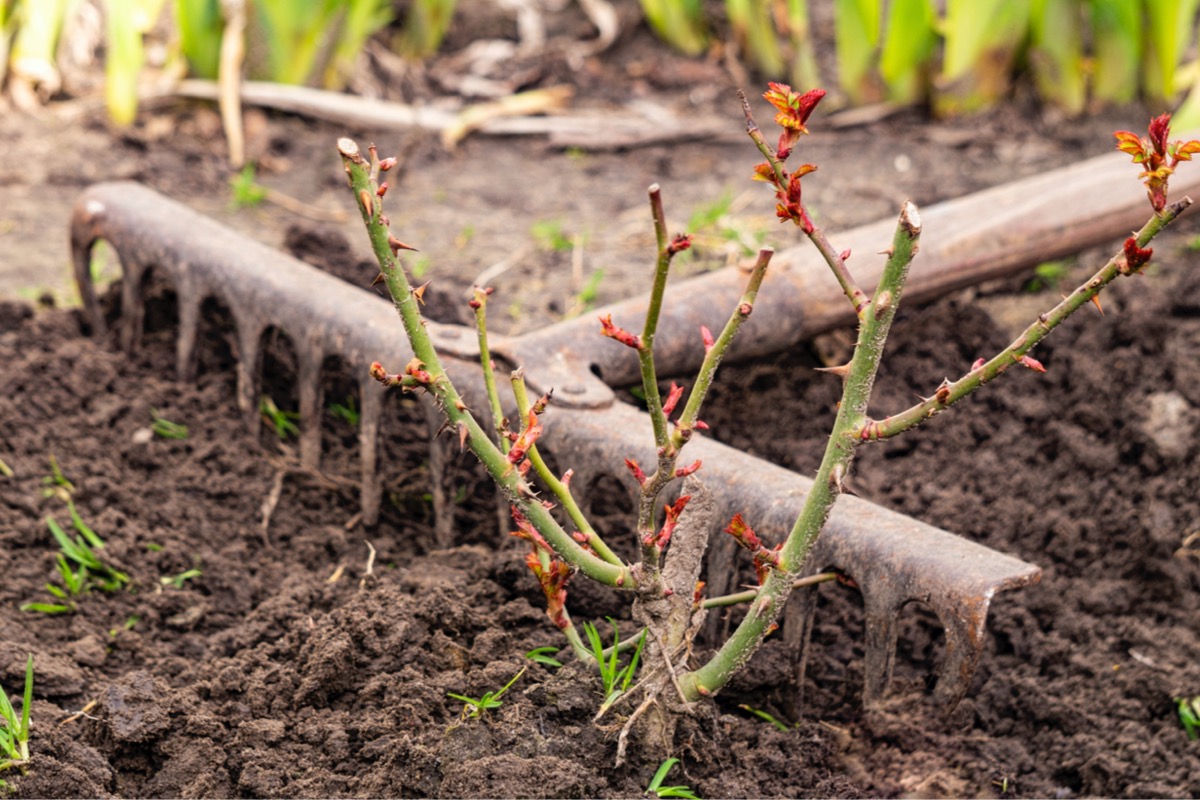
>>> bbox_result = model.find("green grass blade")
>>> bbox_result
[582,620,604,660]
[68,499,105,549]
[605,618,622,694]
[1087,0,1140,104]
[175,0,223,79]
[395,0,456,60]
[20,602,76,614]
[324,0,392,88]
[46,516,96,568]
[1029,0,1086,114]
[878,0,936,104]
[937,0,1032,115]
[20,656,32,742]
[620,629,646,692]
[0,679,15,735]
[9,0,72,90]
[647,758,680,794]
[1142,0,1200,103]
[783,0,821,90]
[725,0,783,76]
[834,0,882,103]
[639,0,707,57]
[54,553,83,594]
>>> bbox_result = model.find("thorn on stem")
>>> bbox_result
[389,235,419,254]
[412,280,431,305]
[814,363,850,379]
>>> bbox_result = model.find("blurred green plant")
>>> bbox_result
[738,703,796,732]
[394,0,453,60]
[259,395,299,439]
[6,0,72,106]
[229,163,268,208]
[0,656,32,774]
[524,646,563,668]
[645,758,700,799]
[639,0,707,57]
[105,0,166,126]
[531,219,575,253]
[638,0,1200,119]
[151,409,190,439]
[328,395,360,426]
[878,0,937,104]
[1177,695,1200,740]
[22,501,130,614]
[1024,260,1071,293]
[447,666,525,720]
[161,567,202,588]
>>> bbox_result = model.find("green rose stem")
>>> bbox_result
[602,188,773,604]
[854,199,1192,441]
[509,371,624,568]
[469,286,509,453]
[670,247,772,450]
[700,570,839,609]
[338,138,630,590]
[679,201,922,700]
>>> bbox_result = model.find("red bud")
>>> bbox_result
[661,382,685,416]
[1016,354,1047,373]
[1122,236,1153,274]
[599,314,642,349]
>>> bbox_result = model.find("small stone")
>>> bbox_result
[1141,391,1198,460]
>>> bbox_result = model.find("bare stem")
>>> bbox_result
[338,138,630,589]
[639,185,678,454]
[701,571,840,609]
[471,286,508,452]
[680,202,923,699]
[672,247,773,448]
[855,199,1192,441]
[509,372,624,567]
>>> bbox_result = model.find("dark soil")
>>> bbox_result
[2,2,1200,797]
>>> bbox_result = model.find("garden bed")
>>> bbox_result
[2,14,1200,797]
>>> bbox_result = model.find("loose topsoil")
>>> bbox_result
[2,6,1200,798]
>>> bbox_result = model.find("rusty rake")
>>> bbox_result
[70,146,1191,710]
